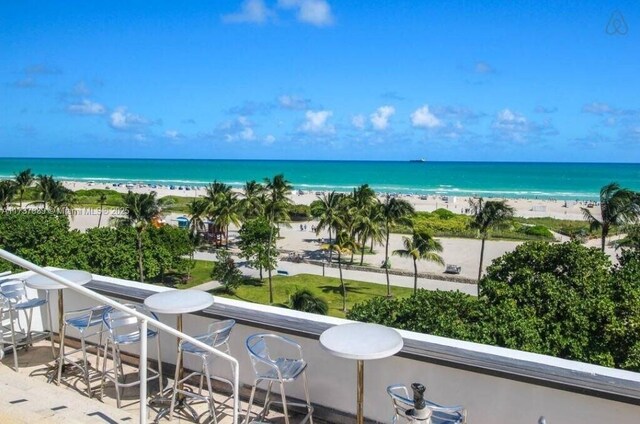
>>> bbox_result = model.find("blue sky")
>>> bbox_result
[1,1,639,161]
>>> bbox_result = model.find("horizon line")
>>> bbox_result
[1,157,639,165]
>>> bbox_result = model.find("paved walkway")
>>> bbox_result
[191,251,476,296]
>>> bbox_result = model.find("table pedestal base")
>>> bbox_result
[151,396,199,423]
[357,359,364,424]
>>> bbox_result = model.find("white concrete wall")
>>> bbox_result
[12,270,640,424]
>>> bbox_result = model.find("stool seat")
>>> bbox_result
[244,334,313,424]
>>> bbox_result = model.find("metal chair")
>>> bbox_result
[100,304,164,408]
[57,304,110,397]
[0,279,54,371]
[169,319,236,423]
[244,333,313,424]
[387,384,467,424]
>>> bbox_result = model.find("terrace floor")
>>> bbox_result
[1,341,319,424]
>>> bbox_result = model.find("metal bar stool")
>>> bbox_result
[100,304,164,408]
[387,384,467,424]
[0,279,54,371]
[244,334,313,424]
[169,319,236,423]
[57,304,110,397]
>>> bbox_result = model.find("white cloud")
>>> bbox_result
[239,127,256,141]
[278,0,334,26]
[67,99,106,115]
[351,114,366,130]
[278,94,310,110]
[220,116,257,141]
[109,107,150,131]
[410,105,441,129]
[164,130,181,139]
[491,108,556,142]
[370,106,395,131]
[300,110,334,134]
[222,0,272,24]
[264,134,276,145]
[582,102,613,115]
[474,61,495,74]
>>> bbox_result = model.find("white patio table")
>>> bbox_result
[144,289,214,417]
[320,322,403,424]
[25,269,93,375]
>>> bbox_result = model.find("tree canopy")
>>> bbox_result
[348,241,640,372]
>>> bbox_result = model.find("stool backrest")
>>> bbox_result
[104,303,157,341]
[0,280,28,303]
[206,319,235,347]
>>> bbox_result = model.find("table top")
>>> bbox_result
[144,290,214,314]
[320,322,404,360]
[25,270,93,290]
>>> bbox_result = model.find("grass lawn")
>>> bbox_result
[212,273,415,318]
[174,259,213,289]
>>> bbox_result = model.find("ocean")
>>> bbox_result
[1,158,639,201]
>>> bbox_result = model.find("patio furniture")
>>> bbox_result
[144,289,215,420]
[100,304,164,408]
[244,333,313,424]
[25,269,93,376]
[387,384,467,423]
[169,319,236,422]
[57,304,110,397]
[0,279,54,371]
[320,322,403,424]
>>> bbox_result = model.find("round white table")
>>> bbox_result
[320,322,403,424]
[26,270,93,336]
[144,290,214,416]
[25,270,93,376]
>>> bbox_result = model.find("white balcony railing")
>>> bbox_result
[0,249,239,424]
[2,248,640,423]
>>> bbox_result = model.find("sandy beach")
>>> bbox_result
[60,180,616,286]
[64,180,595,220]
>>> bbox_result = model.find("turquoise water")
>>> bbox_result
[1,158,639,201]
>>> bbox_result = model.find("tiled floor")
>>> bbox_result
[1,341,316,423]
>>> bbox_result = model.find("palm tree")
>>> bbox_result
[393,230,444,294]
[353,199,384,265]
[97,193,108,228]
[0,180,17,211]
[381,195,415,297]
[120,191,160,283]
[330,230,357,313]
[289,288,329,315]
[469,197,514,287]
[187,198,209,237]
[240,180,265,220]
[35,175,58,209]
[204,181,233,247]
[311,191,345,263]
[14,168,33,208]
[263,174,293,304]
[215,191,242,248]
[581,182,640,251]
[33,175,73,211]
[50,185,75,213]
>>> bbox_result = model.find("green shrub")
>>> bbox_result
[348,241,640,371]
[289,204,311,221]
[289,288,329,315]
[519,224,554,238]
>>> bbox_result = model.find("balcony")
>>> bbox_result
[2,265,640,424]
